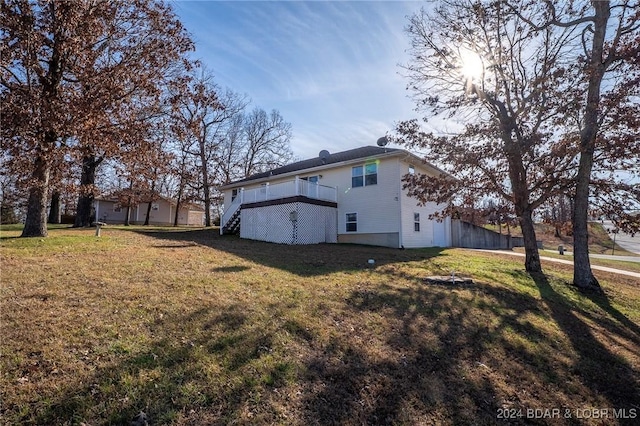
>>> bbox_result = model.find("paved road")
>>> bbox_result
[474,249,640,280]
[541,250,640,263]
[602,221,640,255]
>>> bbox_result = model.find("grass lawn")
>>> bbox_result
[1,225,639,425]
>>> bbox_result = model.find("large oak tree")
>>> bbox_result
[1,0,194,236]
[395,0,581,273]
[511,0,640,291]
[396,0,639,283]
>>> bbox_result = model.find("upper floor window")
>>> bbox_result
[409,165,415,175]
[302,175,319,184]
[414,212,421,232]
[352,163,377,187]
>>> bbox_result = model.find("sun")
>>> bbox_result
[459,48,484,82]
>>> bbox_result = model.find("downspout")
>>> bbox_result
[397,158,404,249]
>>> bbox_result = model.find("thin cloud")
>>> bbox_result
[172,0,423,159]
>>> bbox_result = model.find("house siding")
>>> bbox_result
[95,199,203,226]
[96,200,130,224]
[222,148,452,249]
[398,161,452,248]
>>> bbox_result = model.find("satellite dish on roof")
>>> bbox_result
[319,150,330,164]
[377,136,389,147]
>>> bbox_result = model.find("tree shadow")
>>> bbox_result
[131,228,446,277]
[530,273,640,411]
[301,271,640,424]
[31,305,290,425]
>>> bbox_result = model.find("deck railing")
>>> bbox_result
[220,177,338,233]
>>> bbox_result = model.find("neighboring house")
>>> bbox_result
[219,146,453,248]
[95,195,205,226]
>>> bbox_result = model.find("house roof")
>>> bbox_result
[221,145,425,189]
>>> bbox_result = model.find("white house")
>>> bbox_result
[219,146,452,248]
[95,195,205,226]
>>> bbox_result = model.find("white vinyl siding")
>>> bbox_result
[399,162,451,248]
[221,154,452,248]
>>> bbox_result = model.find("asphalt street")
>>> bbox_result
[602,221,640,255]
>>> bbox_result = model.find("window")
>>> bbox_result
[152,203,159,211]
[408,165,415,175]
[346,213,357,232]
[231,189,238,201]
[414,212,420,232]
[302,175,319,184]
[113,204,121,213]
[365,163,378,185]
[352,166,363,187]
[352,163,377,187]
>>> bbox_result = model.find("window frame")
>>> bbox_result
[352,162,377,187]
[414,212,420,232]
[346,212,358,232]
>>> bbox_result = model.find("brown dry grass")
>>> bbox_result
[1,225,639,425]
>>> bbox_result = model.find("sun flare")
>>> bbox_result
[459,49,484,81]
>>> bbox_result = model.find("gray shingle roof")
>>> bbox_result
[227,146,403,186]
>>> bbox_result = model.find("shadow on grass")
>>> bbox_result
[33,305,289,425]
[530,273,640,411]
[301,273,640,424]
[24,271,640,425]
[131,228,445,277]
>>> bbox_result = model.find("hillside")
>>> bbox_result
[488,221,637,256]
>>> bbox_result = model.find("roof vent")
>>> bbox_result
[319,150,330,164]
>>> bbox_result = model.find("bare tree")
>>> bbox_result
[241,108,294,177]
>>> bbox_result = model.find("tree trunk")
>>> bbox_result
[144,181,156,226]
[144,200,153,226]
[22,154,50,237]
[74,155,102,227]
[48,191,61,224]
[199,142,212,227]
[519,208,541,273]
[124,193,132,226]
[572,1,608,292]
[173,199,181,227]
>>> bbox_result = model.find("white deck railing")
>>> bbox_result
[220,177,338,233]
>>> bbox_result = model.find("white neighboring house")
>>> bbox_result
[94,195,205,226]
[220,146,452,248]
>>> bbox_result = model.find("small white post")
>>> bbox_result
[295,176,300,196]
[265,182,269,200]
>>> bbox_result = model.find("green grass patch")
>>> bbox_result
[2,226,639,425]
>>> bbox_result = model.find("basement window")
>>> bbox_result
[346,213,357,232]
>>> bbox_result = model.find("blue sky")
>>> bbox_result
[171,0,425,160]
